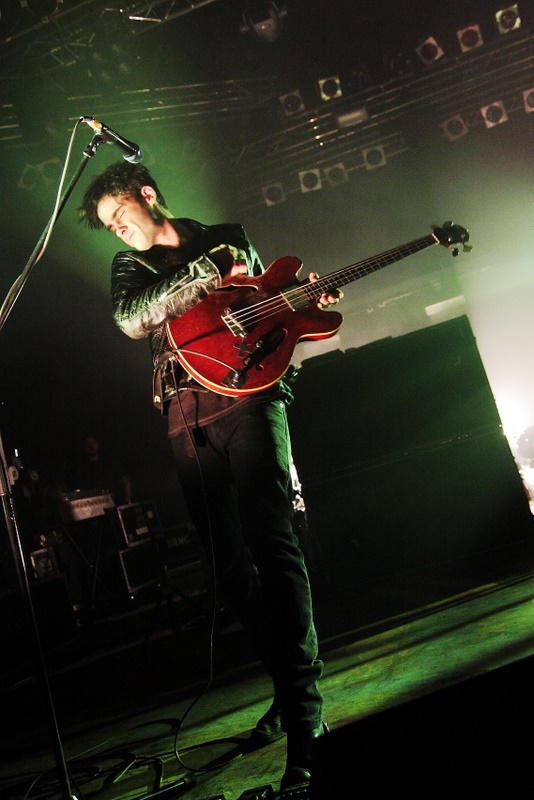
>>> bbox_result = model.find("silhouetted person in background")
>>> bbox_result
[73,433,132,506]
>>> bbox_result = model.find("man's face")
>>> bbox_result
[97,191,160,251]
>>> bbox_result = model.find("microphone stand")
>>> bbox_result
[0,131,107,800]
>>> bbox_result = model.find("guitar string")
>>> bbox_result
[176,243,424,384]
[173,233,447,388]
[177,347,240,371]
[171,231,460,392]
[229,237,436,326]
[226,236,437,330]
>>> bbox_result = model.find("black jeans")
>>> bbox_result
[170,397,323,733]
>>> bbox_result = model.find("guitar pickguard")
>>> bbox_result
[223,326,288,389]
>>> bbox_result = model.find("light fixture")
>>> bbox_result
[240,1,288,43]
[18,164,39,191]
[298,169,322,192]
[523,88,534,112]
[349,62,371,89]
[383,50,414,77]
[262,183,286,206]
[495,5,521,34]
[456,24,483,52]
[39,157,61,184]
[86,24,139,87]
[279,90,305,116]
[324,163,348,186]
[441,115,469,141]
[415,36,445,66]
[480,101,508,128]
[362,146,386,170]
[17,157,61,191]
[318,76,342,101]
[337,108,368,128]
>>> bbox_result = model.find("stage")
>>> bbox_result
[1,535,533,800]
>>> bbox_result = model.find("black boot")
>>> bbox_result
[280,722,328,794]
[249,700,285,747]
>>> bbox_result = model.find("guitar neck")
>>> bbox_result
[297,232,439,300]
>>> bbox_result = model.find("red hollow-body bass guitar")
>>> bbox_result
[166,222,470,396]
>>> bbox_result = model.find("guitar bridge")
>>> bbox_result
[222,308,246,336]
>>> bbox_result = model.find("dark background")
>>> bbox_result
[0,0,533,531]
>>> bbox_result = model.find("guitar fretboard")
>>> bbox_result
[284,233,438,308]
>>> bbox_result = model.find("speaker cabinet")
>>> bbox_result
[114,501,162,546]
[289,317,533,590]
[118,539,162,596]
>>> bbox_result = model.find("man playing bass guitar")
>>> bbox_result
[79,160,342,795]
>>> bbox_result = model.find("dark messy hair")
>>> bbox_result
[78,161,168,229]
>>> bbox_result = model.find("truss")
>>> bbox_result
[0,1,221,78]
[228,29,534,209]
[1,4,532,211]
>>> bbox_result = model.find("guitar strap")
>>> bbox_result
[152,351,180,412]
[153,350,211,413]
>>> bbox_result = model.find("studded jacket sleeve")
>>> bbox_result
[110,219,264,370]
[111,249,222,340]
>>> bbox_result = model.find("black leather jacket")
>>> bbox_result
[111,218,264,408]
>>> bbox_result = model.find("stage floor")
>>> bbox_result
[1,541,534,800]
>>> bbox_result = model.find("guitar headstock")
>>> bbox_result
[432,221,472,256]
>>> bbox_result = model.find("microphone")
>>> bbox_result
[80,116,143,163]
